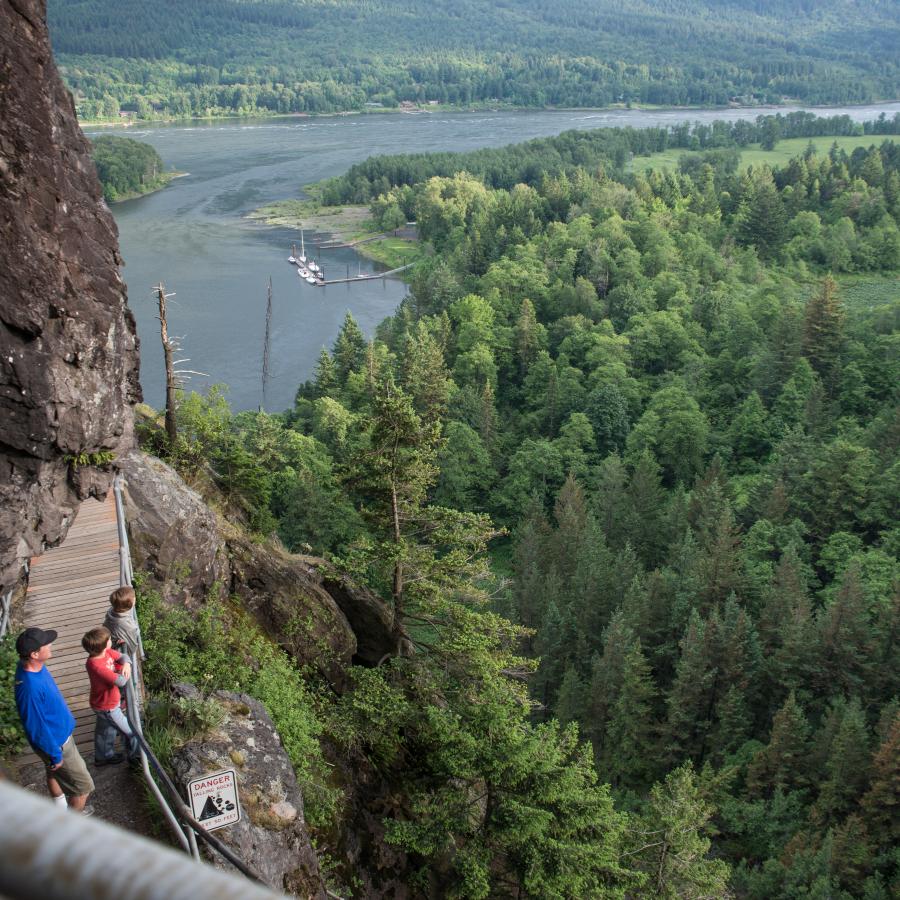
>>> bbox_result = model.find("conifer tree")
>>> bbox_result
[802,275,844,392]
[829,815,873,896]
[859,711,900,851]
[477,379,498,455]
[623,450,667,567]
[555,664,588,727]
[772,590,818,704]
[588,610,636,757]
[511,501,551,635]
[815,697,871,824]
[747,690,811,798]
[514,297,544,375]
[816,562,875,700]
[332,311,368,382]
[313,347,337,397]
[594,453,629,547]
[758,546,808,654]
[401,321,452,427]
[630,763,731,899]
[736,167,787,259]
[550,473,589,586]
[665,610,714,765]
[605,640,658,788]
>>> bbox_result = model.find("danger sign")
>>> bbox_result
[187,768,241,831]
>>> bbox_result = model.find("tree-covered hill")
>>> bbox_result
[48,0,900,119]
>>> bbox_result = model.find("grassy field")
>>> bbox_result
[631,135,899,175]
[836,274,900,314]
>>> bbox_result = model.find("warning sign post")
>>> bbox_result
[187,768,241,831]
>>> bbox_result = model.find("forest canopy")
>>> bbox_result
[48,0,900,119]
[146,116,900,897]
[90,134,171,201]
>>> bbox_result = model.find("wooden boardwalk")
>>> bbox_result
[20,493,120,761]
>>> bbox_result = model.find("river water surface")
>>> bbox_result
[86,102,900,412]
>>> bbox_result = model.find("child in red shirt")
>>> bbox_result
[82,626,139,766]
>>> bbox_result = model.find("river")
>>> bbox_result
[85,102,900,412]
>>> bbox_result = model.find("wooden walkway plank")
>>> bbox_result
[19,494,121,767]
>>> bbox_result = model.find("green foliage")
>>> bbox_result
[136,584,337,826]
[629,763,732,899]
[0,638,26,760]
[90,135,169,201]
[63,449,116,469]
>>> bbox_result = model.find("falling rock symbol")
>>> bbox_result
[199,796,221,821]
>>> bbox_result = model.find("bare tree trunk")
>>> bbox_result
[391,480,403,618]
[156,282,178,448]
[262,276,273,405]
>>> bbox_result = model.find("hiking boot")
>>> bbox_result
[95,754,125,767]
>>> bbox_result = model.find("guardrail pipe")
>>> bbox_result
[0,781,283,900]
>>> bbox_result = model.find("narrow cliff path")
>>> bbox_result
[16,493,153,834]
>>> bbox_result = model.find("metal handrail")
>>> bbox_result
[0,781,281,900]
[0,590,11,640]
[111,473,264,882]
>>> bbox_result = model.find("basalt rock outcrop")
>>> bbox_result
[0,0,140,593]
[119,449,405,685]
[119,449,229,600]
[170,682,326,898]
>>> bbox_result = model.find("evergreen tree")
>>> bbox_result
[332,311,368,383]
[630,763,731,899]
[555,663,588,726]
[401,321,452,427]
[816,562,876,700]
[622,451,667,567]
[605,640,658,788]
[747,690,811,798]
[802,275,845,392]
[736,167,787,259]
[859,711,900,852]
[312,347,337,397]
[815,697,871,824]
[588,610,636,757]
[665,610,714,765]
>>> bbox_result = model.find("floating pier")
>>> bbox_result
[312,262,416,285]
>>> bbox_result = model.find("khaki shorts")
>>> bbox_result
[35,737,94,797]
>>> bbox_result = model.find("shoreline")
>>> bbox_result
[78,98,900,130]
[107,171,187,203]
[247,201,422,273]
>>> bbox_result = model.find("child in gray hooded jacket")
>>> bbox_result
[103,586,141,660]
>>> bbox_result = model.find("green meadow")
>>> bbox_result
[631,135,900,174]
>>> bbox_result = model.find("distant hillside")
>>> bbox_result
[48,0,900,120]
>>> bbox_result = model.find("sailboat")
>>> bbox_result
[288,241,296,264]
[298,229,307,265]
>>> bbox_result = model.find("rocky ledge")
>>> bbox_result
[170,682,326,897]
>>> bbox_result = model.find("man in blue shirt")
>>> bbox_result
[15,627,94,812]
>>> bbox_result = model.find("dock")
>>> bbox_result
[312,262,416,286]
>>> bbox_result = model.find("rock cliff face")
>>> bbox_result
[119,450,406,684]
[170,682,327,897]
[0,0,140,592]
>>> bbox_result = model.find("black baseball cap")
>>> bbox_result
[15,627,58,656]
